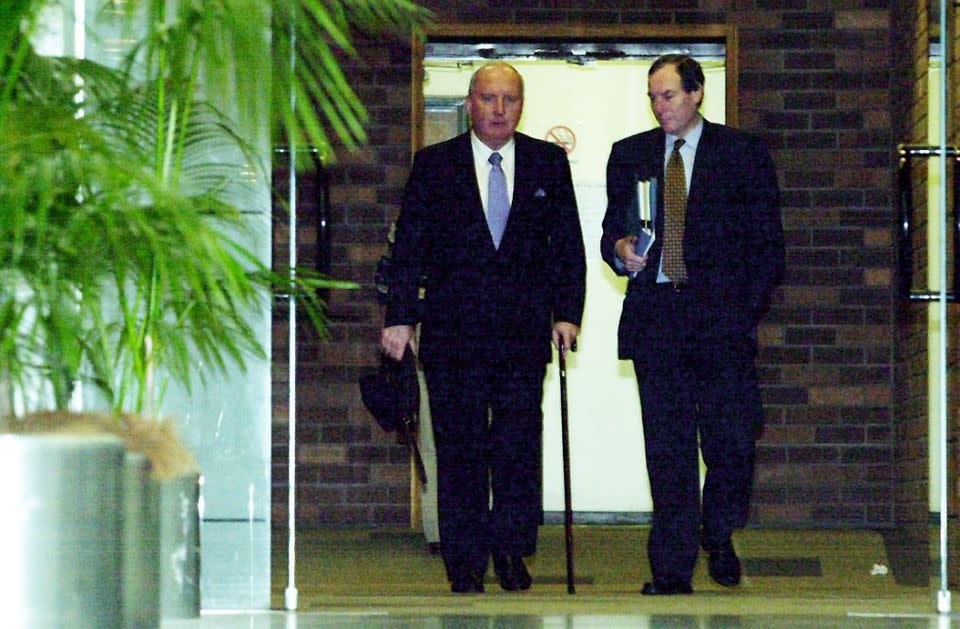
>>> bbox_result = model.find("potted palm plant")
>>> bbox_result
[0,0,429,625]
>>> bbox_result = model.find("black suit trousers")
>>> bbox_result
[630,287,759,582]
[423,361,546,579]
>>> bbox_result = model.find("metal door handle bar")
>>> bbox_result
[897,144,960,301]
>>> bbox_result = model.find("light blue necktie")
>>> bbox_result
[487,152,510,249]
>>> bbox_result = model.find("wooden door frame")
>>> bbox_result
[411,24,739,155]
[407,23,739,529]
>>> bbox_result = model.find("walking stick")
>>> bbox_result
[558,339,576,594]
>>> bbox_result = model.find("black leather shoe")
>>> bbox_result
[512,556,532,591]
[492,553,532,591]
[450,572,484,594]
[641,579,693,595]
[492,552,519,591]
[706,540,742,587]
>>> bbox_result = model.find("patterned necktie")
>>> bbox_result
[662,138,688,283]
[487,152,510,249]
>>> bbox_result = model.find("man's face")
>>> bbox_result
[648,64,702,138]
[466,66,524,150]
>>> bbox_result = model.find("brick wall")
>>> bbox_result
[890,0,931,562]
[736,4,897,528]
[272,41,417,527]
[273,1,907,530]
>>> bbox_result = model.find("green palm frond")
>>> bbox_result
[0,0,423,415]
[0,0,42,116]
[272,0,431,154]
[0,98,139,404]
[96,0,430,159]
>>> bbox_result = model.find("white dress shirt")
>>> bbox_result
[471,131,516,217]
[663,117,703,196]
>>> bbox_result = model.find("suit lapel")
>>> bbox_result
[451,133,483,211]
[643,129,666,180]
[643,130,666,227]
[455,132,547,252]
[634,129,665,235]
[687,120,716,206]
[511,133,536,215]
[451,132,506,253]
[448,133,495,252]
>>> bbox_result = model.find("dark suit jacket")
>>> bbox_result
[385,131,586,366]
[600,120,784,356]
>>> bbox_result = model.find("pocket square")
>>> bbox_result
[534,188,547,198]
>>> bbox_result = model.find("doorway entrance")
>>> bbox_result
[411,25,736,522]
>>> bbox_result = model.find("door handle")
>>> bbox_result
[896,144,960,302]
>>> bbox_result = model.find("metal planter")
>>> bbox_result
[123,451,161,629]
[0,433,125,628]
[159,472,201,618]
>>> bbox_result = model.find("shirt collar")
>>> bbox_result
[471,131,516,165]
[666,116,704,152]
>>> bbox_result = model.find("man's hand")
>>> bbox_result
[552,322,580,358]
[381,324,416,361]
[615,235,648,275]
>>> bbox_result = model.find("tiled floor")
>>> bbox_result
[162,610,960,628]
[162,526,960,628]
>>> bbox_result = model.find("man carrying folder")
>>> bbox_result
[600,54,784,595]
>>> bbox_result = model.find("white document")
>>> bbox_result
[630,179,657,277]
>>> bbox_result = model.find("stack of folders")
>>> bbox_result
[634,178,657,257]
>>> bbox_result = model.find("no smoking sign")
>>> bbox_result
[545,125,576,155]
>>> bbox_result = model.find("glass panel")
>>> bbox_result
[82,0,272,609]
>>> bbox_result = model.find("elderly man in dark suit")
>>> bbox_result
[381,62,586,594]
[600,54,784,595]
